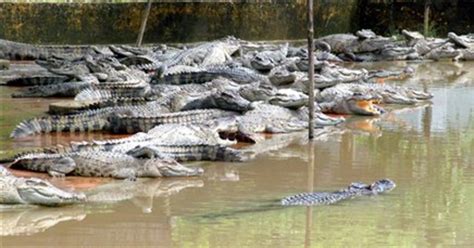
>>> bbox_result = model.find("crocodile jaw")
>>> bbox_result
[17,178,85,206]
[352,99,384,116]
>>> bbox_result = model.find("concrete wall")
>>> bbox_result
[0,1,357,44]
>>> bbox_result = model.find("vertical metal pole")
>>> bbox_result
[424,0,431,36]
[304,142,315,248]
[307,0,315,139]
[136,0,153,47]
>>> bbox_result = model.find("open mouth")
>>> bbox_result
[355,99,383,115]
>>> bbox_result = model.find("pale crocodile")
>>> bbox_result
[8,150,203,179]
[0,166,85,206]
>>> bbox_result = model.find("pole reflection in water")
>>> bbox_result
[304,141,315,248]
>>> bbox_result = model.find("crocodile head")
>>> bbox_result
[239,82,277,102]
[369,179,396,194]
[346,93,385,116]
[16,178,86,206]
[269,89,308,109]
[211,89,253,112]
[142,159,204,177]
[251,53,275,71]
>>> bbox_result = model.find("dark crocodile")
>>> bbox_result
[0,166,85,206]
[107,109,237,134]
[10,101,172,138]
[316,32,396,54]
[152,66,268,85]
[281,179,396,206]
[5,74,70,86]
[0,39,98,60]
[8,150,203,179]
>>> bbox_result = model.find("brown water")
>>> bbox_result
[1,61,474,247]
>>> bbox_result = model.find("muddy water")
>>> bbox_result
[1,61,474,247]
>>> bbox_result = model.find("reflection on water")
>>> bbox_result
[0,178,203,237]
[1,61,474,246]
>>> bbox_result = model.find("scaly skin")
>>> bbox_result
[250,43,288,71]
[281,179,396,206]
[318,93,384,116]
[236,103,344,136]
[10,101,170,138]
[319,82,432,106]
[0,166,85,206]
[8,151,203,179]
[316,32,395,54]
[152,66,268,85]
[108,109,237,134]
[6,74,70,86]
[0,39,98,60]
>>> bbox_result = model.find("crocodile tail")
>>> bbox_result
[6,75,69,86]
[10,112,109,138]
[75,88,112,101]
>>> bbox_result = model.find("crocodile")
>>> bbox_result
[268,65,298,86]
[152,65,268,85]
[281,178,396,206]
[159,39,239,71]
[293,62,368,90]
[0,178,203,236]
[10,100,172,138]
[10,119,253,162]
[107,109,237,134]
[235,103,344,137]
[268,88,309,109]
[315,31,396,55]
[249,43,288,71]
[169,88,253,113]
[0,166,85,206]
[447,32,474,50]
[316,88,384,116]
[8,150,203,179]
[5,74,70,86]
[0,39,99,60]
[70,119,240,152]
[74,85,154,102]
[319,82,433,105]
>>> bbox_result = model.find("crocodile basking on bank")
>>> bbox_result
[0,39,99,60]
[281,179,396,206]
[0,166,85,206]
[8,150,203,179]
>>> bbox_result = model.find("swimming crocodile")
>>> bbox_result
[0,166,85,206]
[281,179,396,206]
[8,150,203,179]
